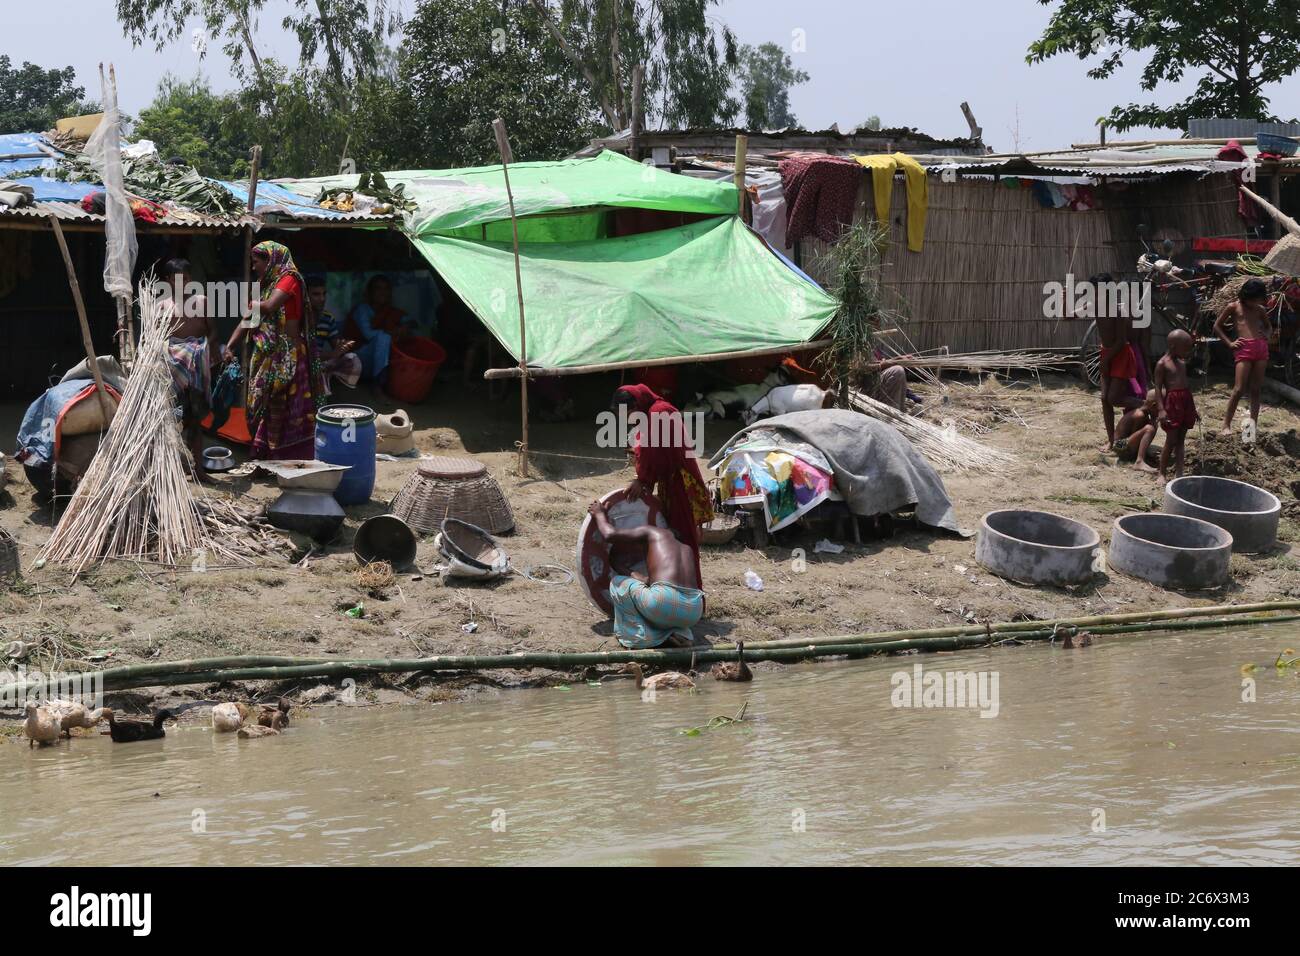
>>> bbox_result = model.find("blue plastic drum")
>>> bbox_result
[315,404,377,505]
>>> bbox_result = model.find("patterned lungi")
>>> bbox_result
[166,336,212,416]
[610,573,704,649]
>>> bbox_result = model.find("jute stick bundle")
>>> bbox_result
[41,280,220,573]
[846,387,1016,473]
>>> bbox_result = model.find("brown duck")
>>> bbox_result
[711,642,753,682]
[239,711,287,738]
[103,708,174,743]
[257,697,291,728]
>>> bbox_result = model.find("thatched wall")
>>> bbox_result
[796,171,1244,354]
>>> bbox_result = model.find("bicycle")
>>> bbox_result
[1080,232,1229,387]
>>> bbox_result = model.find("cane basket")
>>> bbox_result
[390,455,515,535]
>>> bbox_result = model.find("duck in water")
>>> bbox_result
[627,662,696,691]
[103,708,174,743]
[710,641,753,682]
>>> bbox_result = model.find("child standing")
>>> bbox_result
[1156,329,1199,479]
[1216,278,1272,436]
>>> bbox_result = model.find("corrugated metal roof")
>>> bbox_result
[1188,118,1300,139]
[0,199,257,229]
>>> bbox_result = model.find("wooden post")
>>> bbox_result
[959,101,983,143]
[241,145,262,405]
[733,134,749,221]
[1270,171,1283,240]
[49,215,116,425]
[492,118,530,478]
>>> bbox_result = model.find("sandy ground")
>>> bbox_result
[2,370,1299,714]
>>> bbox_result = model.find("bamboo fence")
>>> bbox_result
[797,171,1244,354]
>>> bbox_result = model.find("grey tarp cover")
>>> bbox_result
[709,409,961,533]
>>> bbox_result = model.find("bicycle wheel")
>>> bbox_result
[1079,320,1102,388]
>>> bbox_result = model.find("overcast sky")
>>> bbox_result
[9,0,1300,151]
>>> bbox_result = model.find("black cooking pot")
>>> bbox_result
[267,491,346,543]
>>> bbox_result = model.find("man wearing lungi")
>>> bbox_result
[588,499,705,649]
[160,258,215,473]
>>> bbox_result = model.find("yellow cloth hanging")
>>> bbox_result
[855,153,928,252]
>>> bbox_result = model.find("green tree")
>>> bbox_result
[131,75,251,176]
[527,0,739,129]
[115,0,401,100]
[738,41,808,129]
[856,115,881,132]
[1027,0,1300,131]
[396,0,603,168]
[0,56,90,133]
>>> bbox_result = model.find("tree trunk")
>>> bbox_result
[528,0,620,129]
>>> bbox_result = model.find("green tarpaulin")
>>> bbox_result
[286,150,738,239]
[280,150,837,370]
[411,216,837,369]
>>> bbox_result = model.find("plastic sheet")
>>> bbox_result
[82,72,136,302]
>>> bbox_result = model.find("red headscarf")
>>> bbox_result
[614,384,713,587]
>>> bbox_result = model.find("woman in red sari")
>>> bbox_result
[613,384,714,587]
[224,241,325,459]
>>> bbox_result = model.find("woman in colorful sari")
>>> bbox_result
[612,384,715,589]
[223,241,325,460]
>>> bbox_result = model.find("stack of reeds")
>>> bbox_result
[846,388,1016,473]
[41,280,215,573]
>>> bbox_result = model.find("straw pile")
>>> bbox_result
[846,388,1016,473]
[41,280,216,573]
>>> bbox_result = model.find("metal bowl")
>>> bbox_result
[354,514,418,569]
[202,445,237,473]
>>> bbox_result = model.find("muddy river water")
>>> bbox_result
[3,624,1298,865]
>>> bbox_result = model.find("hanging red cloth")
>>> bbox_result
[615,384,714,588]
[1218,140,1262,227]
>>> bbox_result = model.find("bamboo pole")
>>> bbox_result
[484,339,833,380]
[48,214,116,424]
[241,145,262,406]
[493,118,530,478]
[9,612,1295,697]
[715,599,1300,650]
[1239,185,1300,237]
[734,133,748,221]
[8,606,1296,697]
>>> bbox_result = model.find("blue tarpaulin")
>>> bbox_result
[10,176,96,203]
[0,133,59,178]
[216,179,355,219]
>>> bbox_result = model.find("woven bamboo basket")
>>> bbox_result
[0,528,19,586]
[390,456,515,535]
[1263,234,1300,276]
[700,513,740,545]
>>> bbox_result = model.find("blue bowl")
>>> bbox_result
[1256,132,1298,156]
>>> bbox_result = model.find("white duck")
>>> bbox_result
[45,699,108,737]
[627,662,696,691]
[211,702,250,733]
[23,703,62,747]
